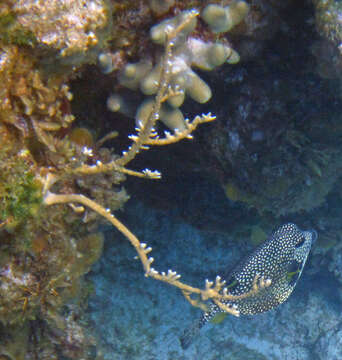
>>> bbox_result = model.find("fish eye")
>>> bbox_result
[295,236,306,248]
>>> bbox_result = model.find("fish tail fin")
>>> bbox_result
[179,318,203,350]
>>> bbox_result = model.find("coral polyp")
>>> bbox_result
[202,1,249,33]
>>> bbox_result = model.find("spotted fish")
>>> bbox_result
[180,223,316,349]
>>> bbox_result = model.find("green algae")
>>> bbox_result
[0,152,42,228]
[0,12,37,46]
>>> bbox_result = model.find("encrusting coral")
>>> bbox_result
[0,45,75,151]
[310,0,342,86]
[0,124,111,358]
[5,0,111,64]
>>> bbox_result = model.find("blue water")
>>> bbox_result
[87,177,342,360]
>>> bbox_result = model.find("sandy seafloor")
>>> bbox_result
[87,180,342,360]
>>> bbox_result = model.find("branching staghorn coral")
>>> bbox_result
[42,9,270,317]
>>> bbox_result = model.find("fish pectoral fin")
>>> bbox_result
[286,260,303,286]
[210,311,228,324]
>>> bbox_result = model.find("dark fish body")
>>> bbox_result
[180,223,316,349]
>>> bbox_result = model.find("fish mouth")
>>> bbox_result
[310,229,318,243]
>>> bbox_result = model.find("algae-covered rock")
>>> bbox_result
[11,0,112,66]
[313,0,342,45]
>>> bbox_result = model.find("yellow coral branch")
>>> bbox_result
[43,191,270,316]
[115,10,199,167]
[69,161,161,179]
[96,131,119,147]
[43,191,159,275]
[145,113,216,146]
